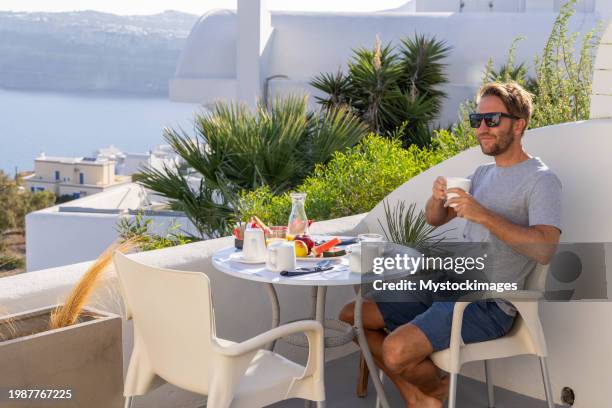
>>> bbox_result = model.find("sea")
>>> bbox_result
[0,89,202,175]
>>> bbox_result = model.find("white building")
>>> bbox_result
[170,0,609,126]
[23,154,131,199]
[95,144,181,176]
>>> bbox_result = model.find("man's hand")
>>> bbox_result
[426,177,455,226]
[446,188,491,224]
[432,176,447,202]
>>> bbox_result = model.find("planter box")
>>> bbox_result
[0,306,123,408]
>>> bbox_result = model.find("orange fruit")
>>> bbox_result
[294,240,309,258]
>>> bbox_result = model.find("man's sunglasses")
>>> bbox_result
[469,112,519,128]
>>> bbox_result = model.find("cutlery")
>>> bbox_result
[280,263,334,276]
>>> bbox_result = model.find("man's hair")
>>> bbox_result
[477,81,533,135]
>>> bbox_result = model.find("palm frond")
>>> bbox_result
[310,69,353,109]
[377,200,447,254]
[399,34,452,117]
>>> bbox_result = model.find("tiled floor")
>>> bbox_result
[270,352,562,408]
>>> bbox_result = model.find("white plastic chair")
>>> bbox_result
[113,252,325,408]
[431,263,554,408]
[366,264,554,408]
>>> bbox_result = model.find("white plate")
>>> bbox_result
[229,252,266,264]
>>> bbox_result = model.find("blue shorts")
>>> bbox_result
[376,300,515,351]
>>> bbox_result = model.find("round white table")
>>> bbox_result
[212,240,421,408]
[212,241,363,350]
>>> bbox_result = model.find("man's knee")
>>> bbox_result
[339,302,355,325]
[340,299,386,330]
[382,327,424,374]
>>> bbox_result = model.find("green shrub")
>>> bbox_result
[478,0,599,129]
[0,171,56,233]
[238,134,451,225]
[0,254,25,271]
[530,0,600,127]
[483,36,537,92]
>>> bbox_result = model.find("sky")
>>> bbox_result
[0,0,407,15]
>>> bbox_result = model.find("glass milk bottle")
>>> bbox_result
[287,192,309,236]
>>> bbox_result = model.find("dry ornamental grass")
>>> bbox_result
[49,239,137,330]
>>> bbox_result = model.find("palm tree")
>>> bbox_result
[311,34,451,147]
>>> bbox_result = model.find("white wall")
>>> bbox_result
[590,23,612,119]
[172,7,603,125]
[25,184,199,272]
[25,210,197,272]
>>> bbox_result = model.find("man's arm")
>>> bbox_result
[447,188,560,264]
[482,215,560,264]
[425,176,457,226]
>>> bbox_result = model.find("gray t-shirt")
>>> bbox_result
[463,157,562,315]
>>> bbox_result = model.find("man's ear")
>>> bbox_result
[515,118,527,137]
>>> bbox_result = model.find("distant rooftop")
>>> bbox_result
[35,154,113,164]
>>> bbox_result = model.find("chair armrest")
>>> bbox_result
[447,289,544,370]
[212,320,323,357]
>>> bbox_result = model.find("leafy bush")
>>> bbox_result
[530,0,600,127]
[0,254,24,271]
[483,36,537,92]
[311,34,451,147]
[136,95,368,238]
[238,134,451,225]
[116,213,197,252]
[0,171,56,233]
[479,0,599,129]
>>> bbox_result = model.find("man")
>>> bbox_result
[339,82,562,408]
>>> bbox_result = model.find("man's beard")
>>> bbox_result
[479,126,514,156]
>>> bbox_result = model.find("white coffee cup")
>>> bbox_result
[445,177,471,208]
[266,241,296,272]
[349,242,384,274]
[242,228,267,262]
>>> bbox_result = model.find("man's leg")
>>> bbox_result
[339,301,445,407]
[382,323,448,400]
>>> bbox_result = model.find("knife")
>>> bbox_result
[280,264,334,276]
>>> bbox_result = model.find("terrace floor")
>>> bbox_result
[270,352,563,408]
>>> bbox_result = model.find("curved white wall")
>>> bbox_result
[175,10,237,79]
[170,9,238,103]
